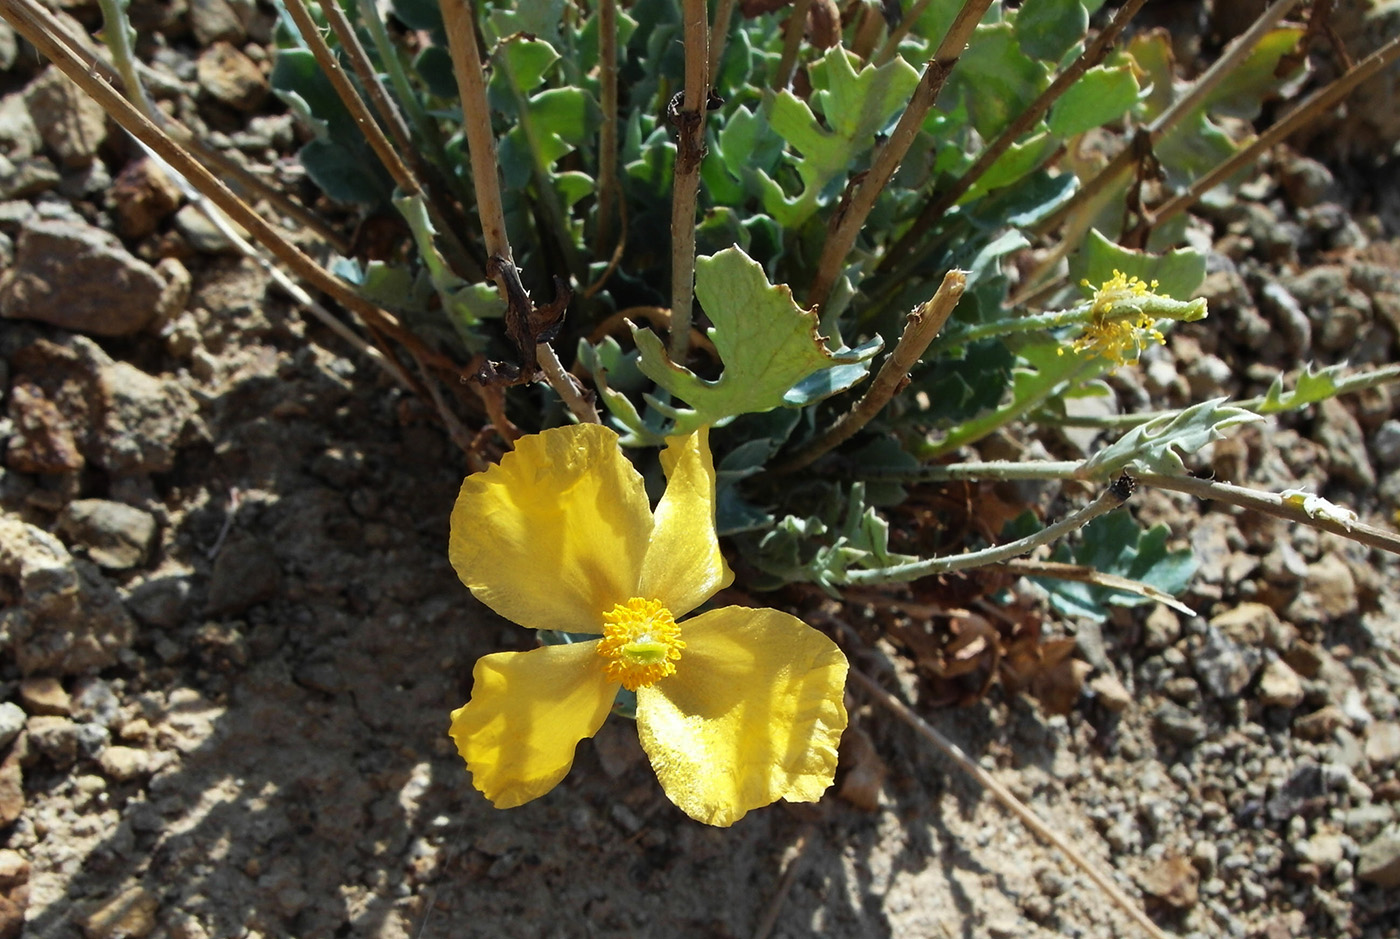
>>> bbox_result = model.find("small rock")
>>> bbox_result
[1267,763,1326,822]
[0,849,29,890]
[172,204,238,254]
[0,218,167,336]
[1374,420,1400,469]
[1210,602,1293,650]
[197,42,268,112]
[4,381,83,474]
[25,715,79,766]
[0,750,21,828]
[97,746,151,782]
[95,359,198,474]
[79,884,160,939]
[1294,705,1346,741]
[1258,659,1305,709]
[1143,606,1181,651]
[1343,804,1394,842]
[1193,628,1259,698]
[1304,554,1359,620]
[1356,830,1400,888]
[1279,153,1336,207]
[57,499,158,570]
[124,574,194,629]
[0,705,24,749]
[1138,854,1199,910]
[1314,398,1376,489]
[1154,701,1207,746]
[189,0,248,46]
[0,154,60,199]
[109,158,184,240]
[206,535,280,616]
[17,677,71,716]
[1366,721,1400,766]
[1296,830,1345,868]
[1088,672,1132,712]
[22,66,108,167]
[1257,280,1312,354]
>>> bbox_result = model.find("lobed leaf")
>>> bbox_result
[1076,398,1264,480]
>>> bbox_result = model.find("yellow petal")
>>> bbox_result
[635,606,848,826]
[636,427,733,619]
[449,424,651,633]
[450,641,617,808]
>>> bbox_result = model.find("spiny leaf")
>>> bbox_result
[1256,363,1349,414]
[631,247,882,435]
[1077,398,1264,480]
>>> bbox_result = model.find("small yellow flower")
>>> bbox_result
[447,424,849,826]
[1063,270,1166,366]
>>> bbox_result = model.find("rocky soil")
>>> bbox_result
[2,3,1400,939]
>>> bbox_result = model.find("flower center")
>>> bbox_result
[596,597,685,691]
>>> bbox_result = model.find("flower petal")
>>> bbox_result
[450,641,617,808]
[635,606,848,826]
[636,428,733,618]
[449,424,651,633]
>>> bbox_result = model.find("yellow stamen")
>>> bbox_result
[1060,270,1165,366]
[596,597,685,691]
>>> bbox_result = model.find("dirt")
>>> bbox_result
[2,4,1400,939]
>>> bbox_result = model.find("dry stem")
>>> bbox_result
[668,0,710,362]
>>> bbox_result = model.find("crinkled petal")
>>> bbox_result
[450,642,617,808]
[637,428,733,619]
[449,424,651,633]
[635,606,848,826]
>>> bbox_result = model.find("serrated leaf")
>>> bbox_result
[1069,229,1207,300]
[1038,512,1196,621]
[1048,64,1140,138]
[1077,398,1264,479]
[1256,363,1348,414]
[631,247,882,434]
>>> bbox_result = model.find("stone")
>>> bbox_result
[1138,854,1199,910]
[206,535,280,616]
[17,677,71,716]
[1304,554,1359,620]
[79,884,159,939]
[1258,659,1305,709]
[1142,606,1181,651]
[0,517,137,675]
[0,154,60,199]
[1267,763,1326,822]
[1344,804,1394,842]
[1154,701,1207,746]
[25,715,79,766]
[22,67,108,167]
[0,850,28,890]
[97,746,151,782]
[1314,398,1376,489]
[4,381,83,474]
[1294,705,1346,741]
[1374,420,1400,469]
[1366,721,1400,766]
[1356,830,1400,888]
[1088,672,1131,712]
[124,574,194,629]
[57,499,158,570]
[0,749,20,829]
[109,158,184,240]
[172,204,238,254]
[1193,628,1259,698]
[197,42,268,112]
[189,0,248,46]
[1210,602,1293,650]
[0,705,23,750]
[0,219,167,336]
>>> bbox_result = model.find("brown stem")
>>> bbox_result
[668,0,710,362]
[773,0,812,91]
[594,0,621,254]
[881,0,1148,271]
[806,0,993,322]
[876,0,934,63]
[771,269,965,474]
[709,0,738,84]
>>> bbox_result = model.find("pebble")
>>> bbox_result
[1303,554,1360,620]
[1267,763,1326,822]
[1194,628,1259,698]
[1143,606,1182,651]
[1365,721,1400,766]
[17,677,71,716]
[1155,701,1207,746]
[110,157,184,240]
[79,884,160,939]
[1356,831,1400,888]
[197,42,269,113]
[1373,420,1400,469]
[1343,804,1394,842]
[1088,672,1131,712]
[1294,705,1346,741]
[56,500,158,571]
[1313,398,1376,489]
[0,218,167,337]
[0,703,24,749]
[0,153,60,199]
[172,204,238,254]
[190,0,249,46]
[1210,602,1294,650]
[1139,854,1200,910]
[25,715,80,766]
[1257,659,1305,709]
[97,746,152,783]
[0,750,21,827]
[21,67,108,167]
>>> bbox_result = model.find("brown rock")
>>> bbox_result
[1357,831,1400,888]
[25,715,78,766]
[110,158,183,239]
[197,42,268,112]
[18,677,71,716]
[0,850,28,890]
[0,219,166,337]
[1257,659,1305,709]
[97,746,151,782]
[1088,672,1132,712]
[1294,705,1346,741]
[4,381,83,474]
[1138,854,1199,910]
[1210,602,1294,650]
[79,884,159,939]
[1366,721,1400,766]
[1304,554,1359,620]
[0,750,22,828]
[57,499,158,570]
[0,889,24,939]
[22,66,108,167]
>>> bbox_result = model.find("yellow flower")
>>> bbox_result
[1064,270,1166,366]
[447,423,849,826]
